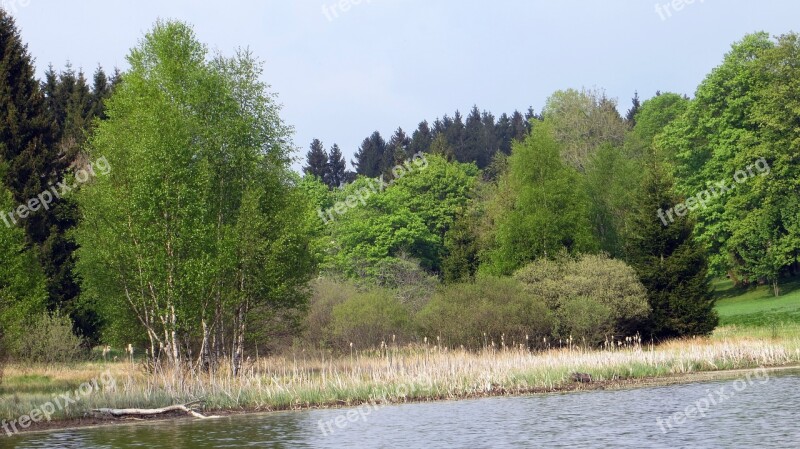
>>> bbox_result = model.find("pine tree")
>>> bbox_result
[326,143,346,188]
[510,110,528,141]
[303,139,328,180]
[352,131,386,177]
[409,120,432,155]
[386,127,410,168]
[495,113,513,155]
[625,91,641,127]
[626,161,718,340]
[0,12,93,338]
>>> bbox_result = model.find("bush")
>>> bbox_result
[514,253,650,343]
[330,290,412,349]
[417,276,554,349]
[14,311,86,363]
[304,278,360,348]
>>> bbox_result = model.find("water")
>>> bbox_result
[4,372,799,448]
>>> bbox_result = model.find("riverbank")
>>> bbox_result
[3,325,799,438]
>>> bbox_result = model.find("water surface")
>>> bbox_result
[5,372,799,448]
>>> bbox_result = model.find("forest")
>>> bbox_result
[0,13,798,375]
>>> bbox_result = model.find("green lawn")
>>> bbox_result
[713,276,800,327]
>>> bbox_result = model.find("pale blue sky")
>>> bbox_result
[10,1,800,169]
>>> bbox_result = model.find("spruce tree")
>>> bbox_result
[303,139,328,180]
[326,143,346,188]
[386,127,410,168]
[351,131,386,177]
[409,120,432,155]
[0,12,82,319]
[626,161,718,340]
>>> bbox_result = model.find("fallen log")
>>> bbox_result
[92,402,220,419]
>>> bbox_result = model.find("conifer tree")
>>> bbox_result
[352,131,386,177]
[326,143,347,188]
[304,139,329,180]
[626,161,718,339]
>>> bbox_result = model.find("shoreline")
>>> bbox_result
[8,363,800,438]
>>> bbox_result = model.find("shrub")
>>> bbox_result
[304,278,359,348]
[417,276,554,349]
[514,253,650,343]
[330,290,412,349]
[14,311,86,363]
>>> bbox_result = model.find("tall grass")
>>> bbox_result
[2,329,798,424]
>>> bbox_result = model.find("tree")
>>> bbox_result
[542,88,628,172]
[483,121,596,275]
[0,168,48,353]
[409,120,432,155]
[324,155,477,276]
[0,12,82,323]
[626,161,717,339]
[659,33,799,292]
[352,131,386,177]
[625,91,641,127]
[304,138,328,180]
[326,143,346,188]
[386,127,410,167]
[75,21,316,373]
[494,113,513,155]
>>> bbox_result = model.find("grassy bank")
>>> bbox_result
[2,334,799,431]
[3,278,800,434]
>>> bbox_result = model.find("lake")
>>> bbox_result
[5,371,799,448]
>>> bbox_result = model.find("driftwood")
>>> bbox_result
[92,401,220,419]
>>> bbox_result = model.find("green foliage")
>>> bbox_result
[13,311,85,363]
[323,155,477,277]
[331,290,412,349]
[483,121,596,275]
[659,33,800,290]
[0,173,48,351]
[542,88,628,172]
[514,254,650,342]
[626,163,718,339]
[74,20,314,366]
[417,276,554,349]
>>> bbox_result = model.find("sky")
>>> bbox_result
[8,0,800,170]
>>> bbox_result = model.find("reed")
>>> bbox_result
[2,327,799,424]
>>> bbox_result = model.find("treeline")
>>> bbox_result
[304,106,538,183]
[304,33,800,348]
[0,8,798,368]
[0,10,120,352]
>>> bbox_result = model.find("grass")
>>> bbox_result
[1,276,799,432]
[1,334,798,428]
[713,276,800,327]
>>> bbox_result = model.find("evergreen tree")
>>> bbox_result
[409,120,432,155]
[510,110,528,141]
[626,161,718,339]
[495,113,513,155]
[304,139,329,180]
[326,143,346,188]
[352,131,386,177]
[625,91,641,127]
[386,127,410,168]
[447,110,466,162]
[0,12,81,325]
